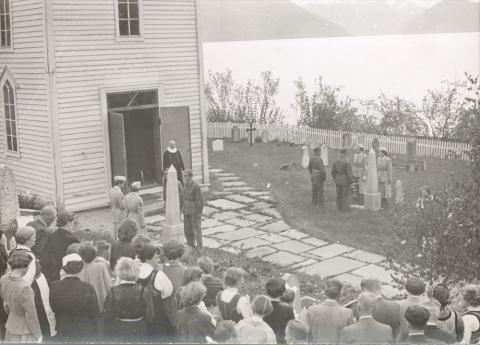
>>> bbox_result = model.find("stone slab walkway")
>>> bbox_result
[144,167,400,297]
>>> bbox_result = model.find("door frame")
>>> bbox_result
[100,83,165,195]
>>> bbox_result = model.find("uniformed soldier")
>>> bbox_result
[308,147,326,207]
[125,181,146,235]
[331,149,354,212]
[377,148,393,209]
[352,145,368,204]
[182,170,203,249]
[108,176,126,241]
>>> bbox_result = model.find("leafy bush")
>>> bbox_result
[18,193,47,210]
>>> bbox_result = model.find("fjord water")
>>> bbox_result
[203,32,480,124]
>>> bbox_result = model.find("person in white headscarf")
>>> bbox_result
[124,182,146,235]
[163,140,185,199]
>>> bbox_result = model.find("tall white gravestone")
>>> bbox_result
[395,180,405,204]
[163,165,184,242]
[320,144,329,166]
[364,149,381,211]
[301,146,310,169]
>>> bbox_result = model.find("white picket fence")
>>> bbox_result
[207,122,472,161]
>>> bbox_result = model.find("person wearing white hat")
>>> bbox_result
[124,182,146,235]
[377,148,393,209]
[109,176,127,241]
[352,144,368,204]
[49,253,99,342]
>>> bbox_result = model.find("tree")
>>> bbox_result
[385,74,480,285]
[294,77,360,131]
[375,94,428,136]
[204,69,236,122]
[422,81,464,139]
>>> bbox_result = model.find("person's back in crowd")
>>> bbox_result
[433,284,465,342]
[396,276,428,342]
[109,219,137,270]
[216,267,252,323]
[263,278,295,344]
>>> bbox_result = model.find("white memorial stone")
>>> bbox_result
[212,139,224,152]
[320,145,329,166]
[163,166,183,242]
[395,180,405,204]
[301,146,309,169]
[364,149,381,211]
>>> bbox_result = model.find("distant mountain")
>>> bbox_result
[302,0,423,36]
[198,0,350,42]
[403,0,480,34]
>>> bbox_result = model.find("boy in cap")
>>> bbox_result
[182,170,203,249]
[331,149,353,212]
[109,176,126,241]
[308,147,326,208]
[125,181,146,235]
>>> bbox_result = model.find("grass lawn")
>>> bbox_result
[208,139,468,255]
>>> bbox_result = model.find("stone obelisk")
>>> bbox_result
[364,149,381,211]
[163,165,184,242]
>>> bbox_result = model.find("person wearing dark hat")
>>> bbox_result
[109,176,126,241]
[352,144,368,204]
[182,169,204,249]
[331,149,354,212]
[396,276,428,342]
[45,210,80,282]
[404,305,437,344]
[377,147,393,209]
[308,147,326,208]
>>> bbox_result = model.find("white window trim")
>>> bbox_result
[0,78,20,158]
[113,0,144,42]
[0,0,14,52]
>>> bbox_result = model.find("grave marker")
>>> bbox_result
[364,149,381,211]
[301,146,309,169]
[211,139,224,152]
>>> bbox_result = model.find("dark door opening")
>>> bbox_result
[107,90,162,188]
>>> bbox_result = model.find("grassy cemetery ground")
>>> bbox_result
[209,139,468,255]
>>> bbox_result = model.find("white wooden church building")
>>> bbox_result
[0,0,210,211]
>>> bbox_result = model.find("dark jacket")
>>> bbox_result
[201,275,223,308]
[331,158,353,186]
[50,276,99,341]
[340,316,393,344]
[183,180,203,216]
[425,324,456,344]
[404,333,439,344]
[308,156,326,183]
[373,296,403,339]
[45,228,80,282]
[109,241,135,270]
[263,300,295,344]
[163,261,187,331]
[176,305,215,343]
[28,219,50,269]
[163,150,185,184]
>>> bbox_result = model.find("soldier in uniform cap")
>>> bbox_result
[404,305,437,344]
[331,149,353,212]
[109,176,126,241]
[308,147,326,207]
[124,181,146,235]
[182,170,203,249]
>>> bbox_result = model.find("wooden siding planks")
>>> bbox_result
[53,0,205,211]
[0,0,55,203]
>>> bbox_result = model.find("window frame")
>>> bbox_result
[1,78,19,157]
[114,0,144,42]
[0,0,13,51]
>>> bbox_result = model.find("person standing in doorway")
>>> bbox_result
[163,140,185,200]
[125,182,146,235]
[182,170,203,249]
[331,149,353,212]
[377,148,393,209]
[108,176,126,241]
[308,147,326,208]
[352,145,368,205]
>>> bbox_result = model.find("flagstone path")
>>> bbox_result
[145,167,401,296]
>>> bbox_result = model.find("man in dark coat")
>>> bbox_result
[360,277,402,339]
[340,292,393,344]
[308,147,326,207]
[263,278,295,344]
[404,305,438,344]
[182,170,203,249]
[45,210,80,282]
[331,149,353,212]
[163,140,185,201]
[28,206,56,273]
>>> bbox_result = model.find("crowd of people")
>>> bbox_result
[0,204,479,344]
